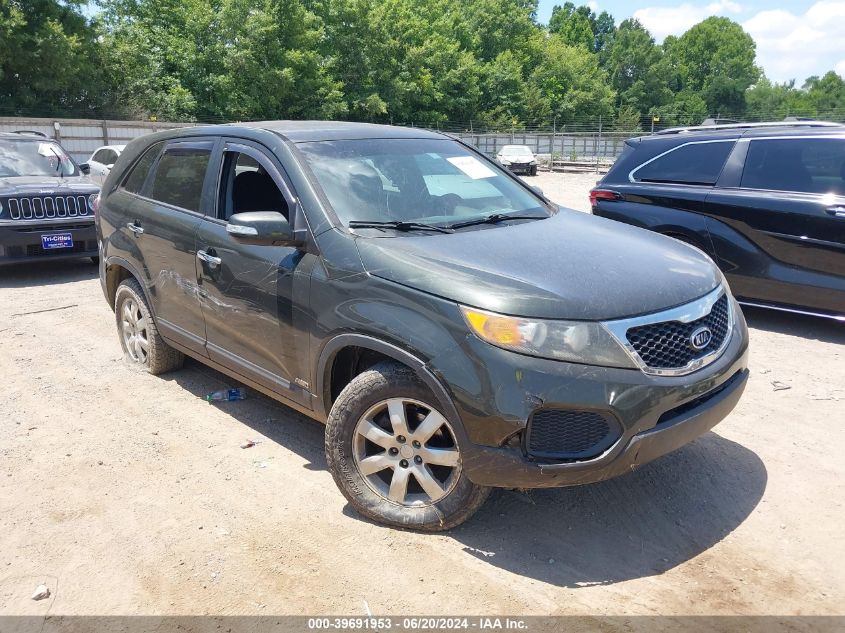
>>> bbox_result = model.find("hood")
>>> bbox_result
[0,175,98,194]
[355,209,722,321]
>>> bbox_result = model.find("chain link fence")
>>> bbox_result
[1,116,627,170]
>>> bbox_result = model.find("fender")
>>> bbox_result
[314,333,469,444]
[103,255,154,313]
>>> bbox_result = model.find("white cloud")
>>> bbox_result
[743,1,845,83]
[633,0,742,41]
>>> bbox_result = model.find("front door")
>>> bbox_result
[195,140,313,405]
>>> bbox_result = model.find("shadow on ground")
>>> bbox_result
[166,358,766,590]
[741,305,845,344]
[0,258,98,289]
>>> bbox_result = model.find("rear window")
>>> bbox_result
[148,144,212,212]
[741,137,845,194]
[633,141,734,186]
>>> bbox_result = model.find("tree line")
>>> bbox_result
[2,0,844,131]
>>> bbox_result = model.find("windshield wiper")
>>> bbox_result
[348,220,453,234]
[49,146,64,175]
[446,212,547,230]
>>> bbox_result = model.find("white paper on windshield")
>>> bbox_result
[37,143,55,157]
[447,156,496,179]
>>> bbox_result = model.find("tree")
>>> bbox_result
[0,0,109,116]
[549,3,616,55]
[663,17,759,116]
[804,71,845,118]
[745,77,816,121]
[606,19,671,115]
[527,35,615,124]
[99,0,345,121]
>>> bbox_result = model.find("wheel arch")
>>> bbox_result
[315,334,467,441]
[104,256,153,313]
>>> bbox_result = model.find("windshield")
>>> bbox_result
[500,146,533,157]
[296,138,549,229]
[0,139,79,178]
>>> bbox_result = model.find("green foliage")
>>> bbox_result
[0,0,110,116]
[606,19,672,115]
[663,16,759,115]
[2,1,843,128]
[804,72,845,116]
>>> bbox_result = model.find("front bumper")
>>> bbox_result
[0,220,97,265]
[441,306,750,488]
[502,163,535,174]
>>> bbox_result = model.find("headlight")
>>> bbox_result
[529,160,537,165]
[499,159,511,165]
[461,306,636,368]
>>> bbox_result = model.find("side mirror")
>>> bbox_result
[106,164,114,170]
[530,185,544,197]
[79,163,90,175]
[226,211,301,246]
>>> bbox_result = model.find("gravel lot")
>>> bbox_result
[1,172,844,617]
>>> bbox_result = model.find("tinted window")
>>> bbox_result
[741,138,845,194]
[123,142,163,194]
[148,145,211,212]
[634,141,734,185]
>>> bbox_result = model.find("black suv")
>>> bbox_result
[97,122,749,530]
[591,122,845,321]
[0,132,99,265]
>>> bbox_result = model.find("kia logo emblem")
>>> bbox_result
[689,326,713,350]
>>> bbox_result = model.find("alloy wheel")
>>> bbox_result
[120,298,149,364]
[352,398,461,507]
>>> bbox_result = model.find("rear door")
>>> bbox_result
[195,139,313,405]
[129,139,216,355]
[704,136,845,312]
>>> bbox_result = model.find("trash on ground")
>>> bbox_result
[771,381,792,391]
[31,584,50,601]
[206,387,246,402]
[240,438,263,449]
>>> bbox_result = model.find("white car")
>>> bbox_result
[496,145,538,176]
[81,144,125,185]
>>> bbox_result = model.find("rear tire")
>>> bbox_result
[325,361,490,531]
[114,278,184,375]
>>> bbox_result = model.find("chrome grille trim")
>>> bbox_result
[603,286,734,377]
[1,195,91,221]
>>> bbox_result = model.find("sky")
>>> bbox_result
[536,0,845,84]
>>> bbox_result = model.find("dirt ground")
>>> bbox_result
[1,172,844,618]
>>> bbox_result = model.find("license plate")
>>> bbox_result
[41,233,74,250]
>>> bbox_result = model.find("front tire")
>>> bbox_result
[114,278,184,375]
[325,362,490,531]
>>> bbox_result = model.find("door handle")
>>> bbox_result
[197,249,222,268]
[126,222,144,235]
[825,205,845,218]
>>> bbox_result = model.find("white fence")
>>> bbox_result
[0,116,630,164]
[0,117,193,162]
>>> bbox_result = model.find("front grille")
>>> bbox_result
[526,409,621,461]
[2,195,92,221]
[626,294,730,370]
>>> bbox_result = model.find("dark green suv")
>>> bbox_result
[97,122,749,530]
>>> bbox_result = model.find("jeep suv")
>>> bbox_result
[0,132,100,265]
[591,121,845,321]
[97,122,749,530]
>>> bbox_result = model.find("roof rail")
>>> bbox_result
[655,121,843,135]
